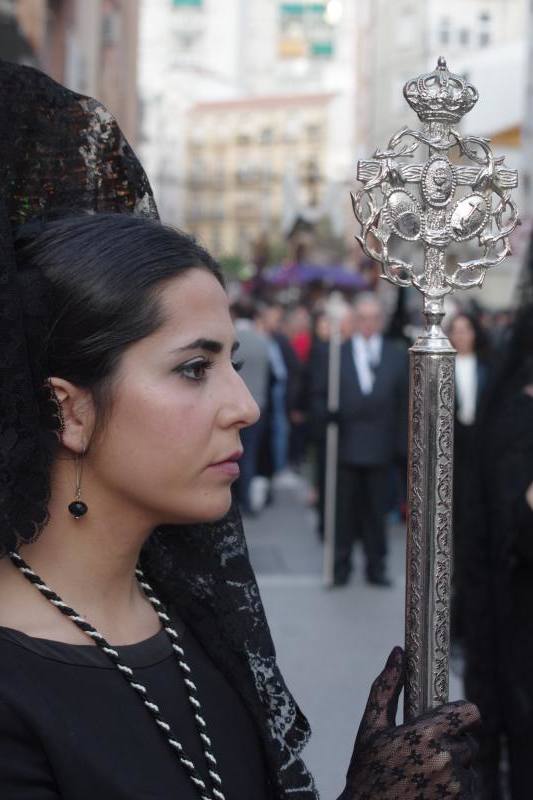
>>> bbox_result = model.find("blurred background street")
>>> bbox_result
[244,474,463,800]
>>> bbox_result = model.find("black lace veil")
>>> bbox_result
[0,60,316,800]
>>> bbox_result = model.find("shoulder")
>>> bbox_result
[341,338,353,354]
[0,629,37,684]
[382,338,408,367]
[0,638,58,798]
[0,633,38,732]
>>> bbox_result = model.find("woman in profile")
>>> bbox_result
[464,301,533,800]
[0,59,479,799]
[447,311,490,643]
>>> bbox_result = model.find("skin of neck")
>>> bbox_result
[3,453,162,644]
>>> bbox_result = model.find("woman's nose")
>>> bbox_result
[221,371,260,430]
[237,378,261,428]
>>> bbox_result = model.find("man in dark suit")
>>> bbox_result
[311,293,408,586]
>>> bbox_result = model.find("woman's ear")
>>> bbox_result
[49,377,96,454]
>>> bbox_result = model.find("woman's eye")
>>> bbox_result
[175,357,243,382]
[176,359,214,382]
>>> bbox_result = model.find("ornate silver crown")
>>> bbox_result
[403,57,478,124]
[353,57,519,298]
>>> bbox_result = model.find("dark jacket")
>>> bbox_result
[463,390,533,794]
[310,337,408,466]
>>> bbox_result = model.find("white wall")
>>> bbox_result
[138,0,242,222]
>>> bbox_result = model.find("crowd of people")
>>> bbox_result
[229,271,533,798]
[231,282,516,581]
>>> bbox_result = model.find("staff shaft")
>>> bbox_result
[404,306,455,720]
[323,317,342,588]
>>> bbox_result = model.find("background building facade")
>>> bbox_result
[184,92,341,261]
[3,0,139,143]
[139,0,427,265]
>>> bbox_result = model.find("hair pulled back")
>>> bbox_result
[447,310,490,360]
[16,213,223,418]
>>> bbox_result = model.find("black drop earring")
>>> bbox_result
[68,452,88,519]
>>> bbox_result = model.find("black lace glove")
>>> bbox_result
[338,647,480,800]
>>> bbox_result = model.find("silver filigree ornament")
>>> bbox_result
[352,57,519,300]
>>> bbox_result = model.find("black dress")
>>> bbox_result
[0,59,316,800]
[0,620,272,799]
[464,391,533,800]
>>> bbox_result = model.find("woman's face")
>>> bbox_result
[88,269,259,525]
[449,315,476,355]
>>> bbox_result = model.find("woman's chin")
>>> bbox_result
[167,488,233,525]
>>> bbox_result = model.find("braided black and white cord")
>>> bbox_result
[9,551,225,800]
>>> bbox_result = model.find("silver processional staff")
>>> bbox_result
[352,57,519,719]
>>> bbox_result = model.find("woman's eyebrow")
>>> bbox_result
[174,338,240,354]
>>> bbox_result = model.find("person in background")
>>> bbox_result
[255,302,293,477]
[306,308,349,538]
[447,311,490,643]
[285,304,312,364]
[311,293,408,586]
[231,300,270,516]
[463,303,533,800]
[283,305,312,469]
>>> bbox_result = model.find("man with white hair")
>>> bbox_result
[312,292,408,586]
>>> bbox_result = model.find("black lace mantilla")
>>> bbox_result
[0,60,316,800]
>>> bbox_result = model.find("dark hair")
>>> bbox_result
[230,297,256,321]
[16,213,224,420]
[448,311,490,360]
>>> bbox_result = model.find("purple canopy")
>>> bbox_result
[265,262,368,289]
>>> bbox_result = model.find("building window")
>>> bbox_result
[174,29,203,49]
[479,10,491,47]
[101,11,121,45]
[211,226,222,255]
[260,127,274,145]
[439,18,450,46]
[279,2,334,60]
[310,41,334,57]
[284,116,302,142]
[306,123,322,142]
[396,9,414,49]
[0,0,16,15]
[459,28,470,46]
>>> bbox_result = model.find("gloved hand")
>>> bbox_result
[337,647,480,799]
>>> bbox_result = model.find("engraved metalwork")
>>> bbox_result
[384,189,423,240]
[352,58,520,720]
[449,193,489,241]
[421,157,456,207]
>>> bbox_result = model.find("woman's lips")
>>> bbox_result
[208,461,240,477]
[207,451,243,478]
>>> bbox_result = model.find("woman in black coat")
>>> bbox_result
[447,312,490,642]
[464,304,533,799]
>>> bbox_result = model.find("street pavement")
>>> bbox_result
[243,472,464,800]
